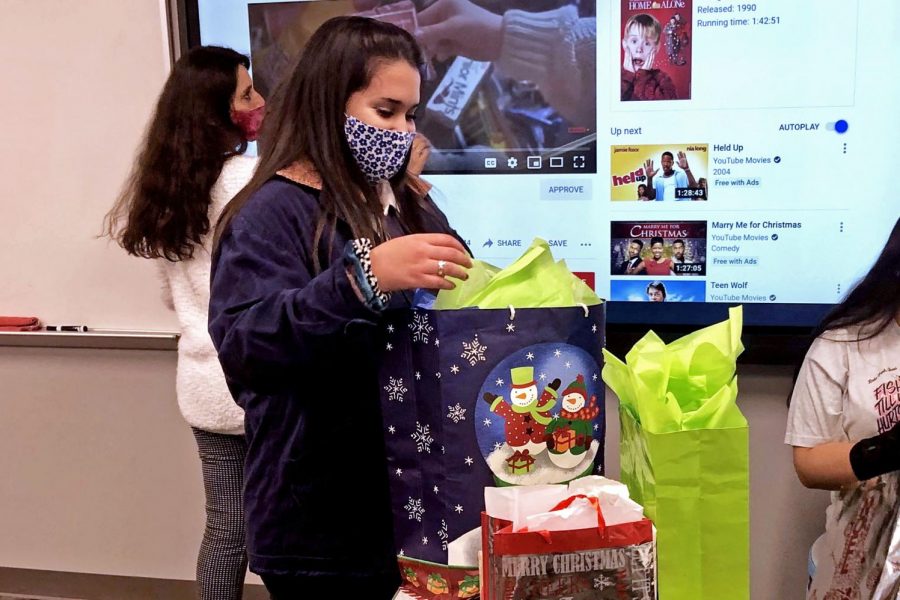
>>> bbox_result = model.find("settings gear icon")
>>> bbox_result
[507,157,518,169]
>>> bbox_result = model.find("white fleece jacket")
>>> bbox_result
[159,155,257,435]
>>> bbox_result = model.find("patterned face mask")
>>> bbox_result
[230,104,265,142]
[344,114,416,183]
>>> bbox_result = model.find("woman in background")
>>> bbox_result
[105,46,264,600]
[787,217,900,596]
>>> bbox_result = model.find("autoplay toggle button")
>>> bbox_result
[825,119,849,134]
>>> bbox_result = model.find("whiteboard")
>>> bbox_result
[0,0,178,330]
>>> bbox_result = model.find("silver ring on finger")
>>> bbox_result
[437,260,447,278]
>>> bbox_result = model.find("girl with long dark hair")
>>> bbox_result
[208,17,471,599]
[786,217,900,595]
[105,45,264,600]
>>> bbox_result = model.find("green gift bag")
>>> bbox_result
[603,306,749,600]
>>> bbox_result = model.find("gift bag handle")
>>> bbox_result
[508,305,590,319]
[550,494,607,532]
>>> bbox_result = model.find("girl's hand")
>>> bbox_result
[371,233,472,292]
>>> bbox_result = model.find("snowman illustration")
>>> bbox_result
[483,366,560,456]
[546,374,600,469]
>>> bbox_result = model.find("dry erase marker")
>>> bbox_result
[45,325,89,332]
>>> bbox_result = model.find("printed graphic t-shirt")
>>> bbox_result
[786,319,900,447]
[786,319,900,585]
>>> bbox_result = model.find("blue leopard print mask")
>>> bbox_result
[344,114,416,184]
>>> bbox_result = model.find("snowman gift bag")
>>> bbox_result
[377,239,605,597]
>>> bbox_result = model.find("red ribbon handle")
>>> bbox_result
[549,494,607,532]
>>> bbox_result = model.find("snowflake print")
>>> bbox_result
[460,334,488,366]
[539,372,547,381]
[450,364,460,375]
[383,377,407,402]
[387,324,395,333]
[592,373,598,381]
[433,485,440,494]
[483,418,492,427]
[409,312,434,344]
[493,442,502,451]
[415,371,422,381]
[386,342,393,351]
[434,338,440,347]
[592,324,598,333]
[388,425,396,434]
[447,403,467,423]
[565,361,572,369]
[437,520,449,551]
[593,574,616,590]
[554,349,562,357]
[399,549,405,557]
[422,536,429,545]
[404,497,424,522]
[464,456,474,466]
[411,422,434,453]
[506,323,515,333]
[526,352,535,361]
[495,378,504,387]
[396,468,403,476]
[454,504,464,514]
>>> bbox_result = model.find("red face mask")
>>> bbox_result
[230,104,265,142]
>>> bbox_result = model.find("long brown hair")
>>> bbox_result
[817,216,900,340]
[787,217,900,406]
[214,16,428,272]
[105,46,250,260]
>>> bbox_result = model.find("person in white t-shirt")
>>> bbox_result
[785,217,900,595]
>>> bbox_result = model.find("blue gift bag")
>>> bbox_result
[378,303,605,567]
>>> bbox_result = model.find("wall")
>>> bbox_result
[0,345,264,588]
[0,0,178,330]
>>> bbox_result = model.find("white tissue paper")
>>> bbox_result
[446,526,481,567]
[483,484,569,532]
[567,475,646,526]
[521,495,601,532]
[483,476,647,533]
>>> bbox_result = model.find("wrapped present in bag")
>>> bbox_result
[379,239,606,598]
[482,476,656,600]
[602,306,749,600]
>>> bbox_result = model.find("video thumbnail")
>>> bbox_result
[611,221,707,276]
[610,279,706,303]
[620,0,692,101]
[610,143,708,201]
[248,0,598,175]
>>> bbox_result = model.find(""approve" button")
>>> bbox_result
[540,179,593,201]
